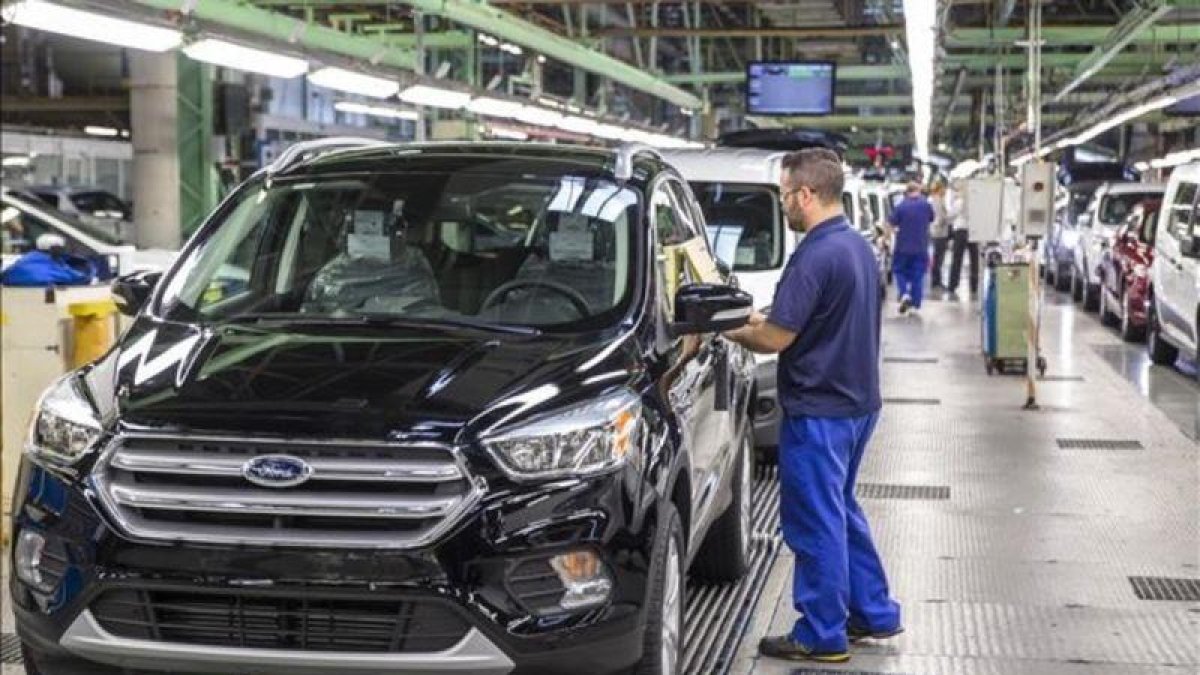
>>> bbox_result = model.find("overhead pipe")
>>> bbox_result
[121,0,418,70]
[396,0,702,109]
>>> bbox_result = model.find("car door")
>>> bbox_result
[1158,180,1198,345]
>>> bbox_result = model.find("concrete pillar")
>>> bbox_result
[129,51,181,250]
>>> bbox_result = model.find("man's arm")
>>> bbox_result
[724,312,797,354]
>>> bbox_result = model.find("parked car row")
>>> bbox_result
[1046,162,1199,371]
[11,141,769,675]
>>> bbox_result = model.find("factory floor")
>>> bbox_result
[732,286,1199,675]
[2,285,1197,675]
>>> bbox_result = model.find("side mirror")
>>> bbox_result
[672,283,753,336]
[1181,236,1200,259]
[111,270,161,317]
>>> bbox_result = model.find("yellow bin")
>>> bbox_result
[68,299,118,368]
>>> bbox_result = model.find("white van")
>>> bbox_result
[1147,161,1199,367]
[659,148,790,447]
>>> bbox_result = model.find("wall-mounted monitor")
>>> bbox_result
[745,61,836,116]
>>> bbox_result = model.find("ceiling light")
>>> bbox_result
[183,39,308,79]
[556,115,600,135]
[901,0,937,159]
[3,0,181,51]
[1148,147,1200,170]
[593,124,628,141]
[1069,95,1177,146]
[84,126,120,137]
[478,34,499,47]
[466,96,525,119]
[515,106,563,127]
[500,43,524,55]
[537,55,547,64]
[489,127,529,141]
[2,156,33,167]
[398,84,471,109]
[309,67,399,98]
[334,101,419,121]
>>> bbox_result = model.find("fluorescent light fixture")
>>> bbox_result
[84,125,120,137]
[489,127,529,141]
[593,124,628,141]
[309,67,399,98]
[515,106,563,127]
[478,34,499,47]
[334,101,419,121]
[1134,161,1150,172]
[1069,95,1177,146]
[183,39,308,79]
[398,84,471,109]
[556,115,600,135]
[500,43,523,55]
[3,0,181,52]
[1148,147,1200,170]
[466,96,525,119]
[901,0,937,159]
[537,55,547,64]
[2,156,33,167]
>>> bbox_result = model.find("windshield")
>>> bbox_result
[1100,192,1159,226]
[155,167,642,332]
[689,182,784,272]
[4,190,126,246]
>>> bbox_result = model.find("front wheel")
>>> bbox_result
[1147,301,1179,366]
[1100,287,1118,326]
[1071,269,1084,303]
[1119,291,1145,342]
[633,503,685,675]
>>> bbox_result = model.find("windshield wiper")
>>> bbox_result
[219,312,540,335]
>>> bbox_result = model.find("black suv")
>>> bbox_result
[11,142,758,675]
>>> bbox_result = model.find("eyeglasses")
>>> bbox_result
[780,185,811,201]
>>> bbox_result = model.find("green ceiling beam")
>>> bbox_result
[358,29,473,49]
[946,23,1200,48]
[397,0,702,108]
[128,0,417,70]
[666,64,908,85]
[943,51,1174,69]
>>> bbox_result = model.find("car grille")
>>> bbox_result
[94,433,479,548]
[90,588,471,653]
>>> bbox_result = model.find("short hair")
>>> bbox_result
[781,148,844,204]
[906,181,922,194]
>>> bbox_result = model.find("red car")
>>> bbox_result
[1099,199,1160,341]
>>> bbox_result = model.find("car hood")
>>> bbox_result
[96,317,639,442]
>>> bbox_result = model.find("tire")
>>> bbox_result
[1070,269,1084,302]
[1147,300,1179,366]
[1055,265,1071,293]
[1082,282,1100,312]
[690,427,752,583]
[1100,287,1118,326]
[1119,291,1145,342]
[633,502,685,675]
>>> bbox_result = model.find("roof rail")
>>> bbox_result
[613,143,662,181]
[267,137,389,175]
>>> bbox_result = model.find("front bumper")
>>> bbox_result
[752,358,780,447]
[10,458,653,675]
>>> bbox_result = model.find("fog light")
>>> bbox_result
[16,530,48,590]
[755,397,776,416]
[550,550,611,610]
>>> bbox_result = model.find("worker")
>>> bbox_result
[888,181,936,315]
[929,181,950,289]
[723,148,902,664]
[946,180,979,297]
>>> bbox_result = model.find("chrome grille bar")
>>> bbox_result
[109,449,463,482]
[108,482,461,519]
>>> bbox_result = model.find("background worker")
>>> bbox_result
[723,148,902,664]
[945,180,979,297]
[888,181,936,315]
[929,181,950,289]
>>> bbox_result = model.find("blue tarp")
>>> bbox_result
[1,251,96,287]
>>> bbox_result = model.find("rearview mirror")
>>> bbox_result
[111,270,161,317]
[672,283,753,336]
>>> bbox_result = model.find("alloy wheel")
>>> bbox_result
[660,536,683,675]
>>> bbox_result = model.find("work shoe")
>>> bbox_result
[757,635,850,663]
[898,295,912,314]
[848,624,905,643]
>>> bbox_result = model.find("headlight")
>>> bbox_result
[483,390,641,479]
[26,375,102,466]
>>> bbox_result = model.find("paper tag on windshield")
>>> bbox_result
[549,231,593,261]
[354,210,385,235]
[347,233,390,260]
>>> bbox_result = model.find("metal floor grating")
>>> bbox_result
[683,464,782,675]
[1041,375,1085,382]
[882,397,941,405]
[1056,438,1144,450]
[1129,576,1200,602]
[1,633,21,664]
[857,483,950,500]
[883,356,940,364]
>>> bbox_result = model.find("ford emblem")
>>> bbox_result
[242,455,313,488]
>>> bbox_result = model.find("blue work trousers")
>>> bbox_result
[779,413,901,653]
[892,252,928,308]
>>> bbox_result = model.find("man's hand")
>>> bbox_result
[723,316,797,355]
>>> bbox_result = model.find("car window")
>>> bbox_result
[30,191,60,208]
[841,192,854,222]
[1141,209,1158,245]
[70,191,127,218]
[1,199,98,257]
[690,182,784,272]
[1167,182,1198,242]
[157,167,642,332]
[1099,192,1159,226]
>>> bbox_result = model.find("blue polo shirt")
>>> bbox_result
[767,215,882,418]
[889,194,935,255]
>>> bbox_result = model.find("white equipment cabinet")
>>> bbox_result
[966,177,1006,243]
[1019,163,1056,238]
